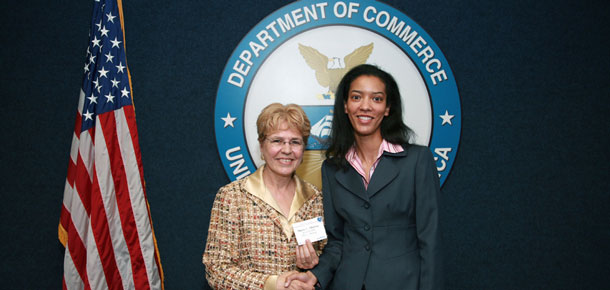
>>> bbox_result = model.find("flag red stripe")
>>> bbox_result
[123,105,163,283]
[90,163,125,290]
[123,105,146,199]
[122,106,163,281]
[99,111,151,289]
[60,205,71,239]
[74,111,82,137]
[67,158,77,188]
[66,214,92,290]
[74,151,92,215]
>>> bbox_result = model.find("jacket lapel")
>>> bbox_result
[242,166,290,238]
[335,166,369,201]
[366,150,406,197]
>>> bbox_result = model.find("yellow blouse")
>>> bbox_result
[203,166,325,289]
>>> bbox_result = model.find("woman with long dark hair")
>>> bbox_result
[288,64,443,289]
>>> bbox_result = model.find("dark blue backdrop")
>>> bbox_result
[1,0,608,289]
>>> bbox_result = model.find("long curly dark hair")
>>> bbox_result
[325,64,414,168]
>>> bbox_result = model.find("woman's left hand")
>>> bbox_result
[295,240,318,269]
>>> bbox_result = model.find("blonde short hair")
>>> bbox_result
[256,103,311,144]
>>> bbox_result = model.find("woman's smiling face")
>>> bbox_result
[260,125,304,178]
[344,75,390,138]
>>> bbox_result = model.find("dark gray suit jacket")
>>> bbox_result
[311,145,443,290]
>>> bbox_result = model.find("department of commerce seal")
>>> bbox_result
[214,0,461,188]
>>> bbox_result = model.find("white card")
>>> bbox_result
[292,216,327,245]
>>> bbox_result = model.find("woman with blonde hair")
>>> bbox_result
[204,103,323,290]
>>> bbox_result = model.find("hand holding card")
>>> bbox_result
[292,216,327,245]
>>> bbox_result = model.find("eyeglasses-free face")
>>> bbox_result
[260,127,305,178]
[344,75,390,139]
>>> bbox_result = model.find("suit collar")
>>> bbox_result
[334,149,408,199]
[367,152,401,197]
[335,166,368,201]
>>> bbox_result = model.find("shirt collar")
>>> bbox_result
[346,139,404,164]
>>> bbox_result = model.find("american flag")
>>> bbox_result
[58,0,163,289]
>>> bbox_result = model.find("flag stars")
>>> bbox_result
[105,52,114,63]
[100,26,109,37]
[92,36,101,48]
[88,95,98,104]
[93,77,102,93]
[111,78,120,88]
[81,7,131,116]
[83,110,94,121]
[121,87,130,98]
[110,37,122,48]
[440,110,455,126]
[98,67,109,78]
[106,12,116,23]
[105,92,115,103]
[116,62,125,73]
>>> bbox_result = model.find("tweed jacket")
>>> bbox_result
[311,145,443,290]
[203,166,324,290]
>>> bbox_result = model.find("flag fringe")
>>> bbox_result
[58,223,68,247]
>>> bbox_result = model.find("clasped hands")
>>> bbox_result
[277,271,317,290]
[276,240,319,290]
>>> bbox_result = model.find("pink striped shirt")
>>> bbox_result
[346,140,404,189]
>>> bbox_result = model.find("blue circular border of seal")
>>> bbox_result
[214,0,461,186]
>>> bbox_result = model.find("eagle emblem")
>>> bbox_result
[298,43,374,98]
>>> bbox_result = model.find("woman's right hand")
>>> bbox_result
[284,271,318,290]
[295,240,319,269]
[278,271,314,290]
